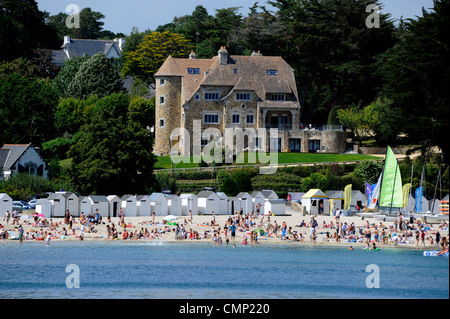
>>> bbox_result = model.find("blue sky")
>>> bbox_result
[36,0,435,35]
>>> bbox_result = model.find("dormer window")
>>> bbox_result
[270,94,285,101]
[188,68,200,74]
[266,70,278,76]
[236,93,251,101]
[205,92,220,101]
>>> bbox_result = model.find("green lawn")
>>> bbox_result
[155,153,379,169]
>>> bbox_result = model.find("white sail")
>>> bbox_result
[368,171,382,210]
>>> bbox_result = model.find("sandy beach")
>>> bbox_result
[2,205,448,250]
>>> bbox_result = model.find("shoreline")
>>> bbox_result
[3,206,447,251]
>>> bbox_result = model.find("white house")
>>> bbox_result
[149,193,168,216]
[197,191,221,215]
[251,191,265,215]
[52,35,125,66]
[180,194,198,216]
[215,192,229,215]
[166,194,182,216]
[301,189,328,215]
[0,193,12,218]
[107,195,121,217]
[136,195,151,217]
[121,195,137,217]
[236,192,253,215]
[0,143,49,180]
[35,198,52,218]
[89,195,109,217]
[264,199,286,215]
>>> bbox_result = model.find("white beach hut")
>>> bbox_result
[79,196,91,216]
[325,190,344,216]
[251,191,265,215]
[236,192,253,215]
[0,193,13,218]
[180,194,198,216]
[350,190,366,212]
[47,192,67,217]
[65,193,79,217]
[89,195,109,217]
[227,197,241,215]
[107,195,121,217]
[301,189,328,215]
[197,191,220,215]
[261,190,279,200]
[121,195,137,217]
[149,193,168,216]
[216,192,229,215]
[136,195,151,217]
[166,194,182,216]
[264,199,286,215]
[35,198,51,218]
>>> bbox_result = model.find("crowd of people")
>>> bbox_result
[1,206,448,253]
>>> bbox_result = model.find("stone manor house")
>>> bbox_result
[154,47,346,156]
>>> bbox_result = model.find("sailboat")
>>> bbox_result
[371,146,404,221]
[357,146,404,220]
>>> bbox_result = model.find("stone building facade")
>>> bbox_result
[154,47,346,157]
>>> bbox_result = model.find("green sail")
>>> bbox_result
[379,146,403,208]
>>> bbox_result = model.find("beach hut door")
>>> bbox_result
[113,202,118,217]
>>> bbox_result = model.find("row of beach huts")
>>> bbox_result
[290,189,448,215]
[0,190,285,218]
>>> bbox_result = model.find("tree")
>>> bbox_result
[52,55,90,98]
[122,31,192,85]
[46,7,118,41]
[377,0,449,163]
[0,0,59,61]
[0,73,58,146]
[65,53,124,99]
[354,161,383,185]
[267,0,396,123]
[68,93,157,195]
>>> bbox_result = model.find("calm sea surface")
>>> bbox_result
[0,241,448,299]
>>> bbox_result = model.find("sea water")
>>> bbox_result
[0,241,448,299]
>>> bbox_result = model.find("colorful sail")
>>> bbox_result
[415,187,423,212]
[368,171,382,210]
[379,146,403,208]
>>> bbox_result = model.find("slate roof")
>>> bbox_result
[52,37,122,65]
[0,144,32,170]
[155,50,299,108]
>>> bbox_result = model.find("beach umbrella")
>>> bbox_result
[20,215,31,220]
[37,213,45,218]
[163,215,178,221]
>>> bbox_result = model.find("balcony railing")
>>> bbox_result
[300,124,343,131]
[265,123,292,130]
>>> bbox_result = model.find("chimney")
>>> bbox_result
[189,50,197,59]
[115,38,125,51]
[251,50,262,57]
[63,35,71,45]
[218,46,228,65]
